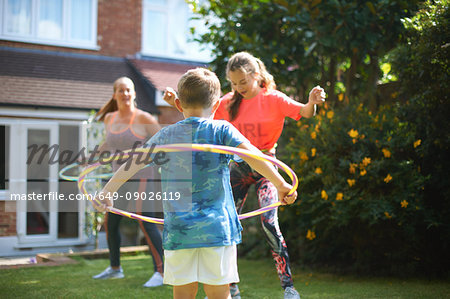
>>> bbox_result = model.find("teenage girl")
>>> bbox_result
[164,52,325,299]
[214,52,325,299]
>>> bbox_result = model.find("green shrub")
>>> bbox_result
[273,0,449,278]
[389,0,450,276]
[278,102,428,275]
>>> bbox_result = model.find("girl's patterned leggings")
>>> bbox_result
[230,159,294,289]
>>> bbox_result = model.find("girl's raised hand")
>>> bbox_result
[308,85,326,105]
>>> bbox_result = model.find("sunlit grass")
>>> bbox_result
[0,254,449,298]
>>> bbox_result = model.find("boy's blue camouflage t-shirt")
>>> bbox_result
[144,117,248,250]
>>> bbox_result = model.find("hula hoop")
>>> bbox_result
[75,144,298,225]
[59,163,112,182]
[59,160,154,182]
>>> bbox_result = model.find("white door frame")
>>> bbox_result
[15,121,59,245]
[0,118,88,247]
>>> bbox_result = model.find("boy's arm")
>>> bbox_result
[94,156,145,212]
[236,142,297,205]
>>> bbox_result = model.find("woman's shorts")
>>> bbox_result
[163,245,239,286]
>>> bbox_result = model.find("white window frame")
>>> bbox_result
[141,0,211,62]
[0,0,99,50]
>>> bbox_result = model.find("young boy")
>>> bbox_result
[95,68,297,299]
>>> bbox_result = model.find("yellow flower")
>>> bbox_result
[352,139,357,144]
[321,190,328,200]
[338,93,344,101]
[384,211,392,219]
[289,137,294,142]
[336,192,343,201]
[382,148,391,158]
[360,169,367,176]
[311,148,316,157]
[326,111,334,119]
[347,179,356,187]
[348,129,359,138]
[315,167,323,174]
[357,103,363,111]
[306,229,316,240]
[401,200,409,208]
[414,139,422,148]
[299,151,309,161]
[349,163,357,174]
[384,174,393,183]
[310,131,317,139]
[362,157,371,166]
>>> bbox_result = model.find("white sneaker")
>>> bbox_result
[284,286,300,299]
[143,271,164,287]
[92,266,124,279]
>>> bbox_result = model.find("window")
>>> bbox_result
[142,0,211,62]
[0,0,98,49]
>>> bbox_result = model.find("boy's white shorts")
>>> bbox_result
[163,245,239,286]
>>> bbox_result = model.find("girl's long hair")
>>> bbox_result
[95,77,135,122]
[226,52,276,121]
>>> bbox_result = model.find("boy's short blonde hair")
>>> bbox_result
[177,68,220,108]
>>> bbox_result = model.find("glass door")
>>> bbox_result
[16,122,58,244]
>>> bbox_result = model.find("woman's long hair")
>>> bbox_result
[95,77,135,122]
[226,52,276,121]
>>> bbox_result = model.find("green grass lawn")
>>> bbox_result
[0,254,449,299]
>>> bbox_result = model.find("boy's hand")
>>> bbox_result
[276,182,298,205]
[163,87,178,107]
[93,190,112,213]
[308,85,326,105]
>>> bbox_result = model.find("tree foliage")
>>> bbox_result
[390,0,450,276]
[278,1,448,276]
[190,0,449,276]
[191,0,418,108]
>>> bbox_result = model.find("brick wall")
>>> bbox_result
[0,0,142,58]
[0,201,16,237]
[97,0,142,57]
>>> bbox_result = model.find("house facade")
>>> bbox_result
[0,0,210,256]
